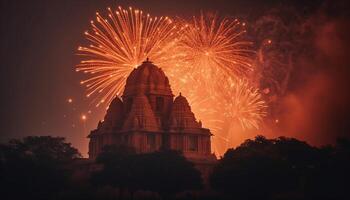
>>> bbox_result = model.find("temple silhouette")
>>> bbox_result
[88,59,216,167]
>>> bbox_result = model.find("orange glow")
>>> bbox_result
[163,13,265,154]
[67,98,73,103]
[81,115,87,120]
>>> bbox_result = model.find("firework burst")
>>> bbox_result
[167,13,255,90]
[219,78,267,130]
[77,6,180,107]
[208,77,267,154]
[164,13,262,153]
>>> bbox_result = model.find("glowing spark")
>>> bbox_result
[81,115,87,120]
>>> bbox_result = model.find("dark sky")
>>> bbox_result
[0,0,348,156]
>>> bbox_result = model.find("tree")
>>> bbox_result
[91,145,137,189]
[134,150,203,195]
[307,137,350,199]
[91,146,203,196]
[210,135,319,199]
[0,136,81,200]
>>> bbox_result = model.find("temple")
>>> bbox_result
[88,59,216,165]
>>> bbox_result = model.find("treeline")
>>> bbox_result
[211,136,350,200]
[0,135,349,200]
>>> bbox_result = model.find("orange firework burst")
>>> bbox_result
[219,78,267,130]
[77,6,180,107]
[180,76,267,154]
[163,13,261,154]
[206,77,267,154]
[167,13,254,89]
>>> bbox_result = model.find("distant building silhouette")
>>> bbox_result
[88,59,216,165]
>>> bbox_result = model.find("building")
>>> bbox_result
[88,59,216,167]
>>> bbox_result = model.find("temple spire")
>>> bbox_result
[143,57,152,64]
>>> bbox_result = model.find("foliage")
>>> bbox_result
[91,146,203,195]
[1,135,349,200]
[210,135,350,199]
[0,136,81,200]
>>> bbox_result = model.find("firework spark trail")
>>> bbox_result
[77,6,181,107]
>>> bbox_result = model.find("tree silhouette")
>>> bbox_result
[2,135,348,200]
[133,150,203,195]
[307,137,350,199]
[0,136,81,200]
[91,145,137,190]
[210,135,320,199]
[91,146,203,196]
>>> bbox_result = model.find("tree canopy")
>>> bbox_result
[91,145,203,195]
[1,135,349,200]
[210,135,350,199]
[0,136,81,200]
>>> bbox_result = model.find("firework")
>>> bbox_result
[208,78,267,154]
[188,77,267,154]
[77,6,180,107]
[219,78,267,130]
[164,13,261,154]
[167,13,255,90]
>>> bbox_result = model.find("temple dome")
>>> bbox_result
[123,94,160,131]
[123,59,173,97]
[173,93,189,109]
[170,93,200,130]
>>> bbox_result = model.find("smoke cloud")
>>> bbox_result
[260,1,350,146]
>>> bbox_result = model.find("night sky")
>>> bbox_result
[1,0,349,156]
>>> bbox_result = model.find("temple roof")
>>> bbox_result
[91,60,208,135]
[123,59,173,97]
[170,93,201,130]
[123,94,160,131]
[100,96,124,130]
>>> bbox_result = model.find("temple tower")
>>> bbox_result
[88,59,214,162]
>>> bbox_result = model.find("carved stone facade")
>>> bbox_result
[88,59,215,162]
